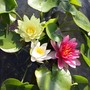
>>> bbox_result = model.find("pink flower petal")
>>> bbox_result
[72,56,80,59]
[65,60,76,68]
[69,38,76,42]
[50,40,58,51]
[75,50,80,54]
[62,35,69,43]
[73,59,81,66]
[68,59,81,67]
[48,51,56,59]
[58,59,64,69]
[68,42,77,48]
[51,35,80,69]
[55,52,60,58]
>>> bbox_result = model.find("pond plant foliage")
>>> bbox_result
[0,0,90,90]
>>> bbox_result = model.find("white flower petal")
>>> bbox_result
[45,50,51,54]
[36,58,44,63]
[31,49,43,58]
[44,56,52,60]
[18,20,23,27]
[14,29,19,34]
[30,41,52,63]
[31,40,38,48]
[17,15,44,42]
[31,57,36,62]
[41,43,47,50]
[23,15,30,22]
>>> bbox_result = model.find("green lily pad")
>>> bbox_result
[46,19,62,42]
[69,0,81,6]
[0,0,17,14]
[1,78,39,90]
[35,66,72,90]
[73,75,88,84]
[28,0,58,12]
[0,31,23,53]
[73,11,90,32]
[59,1,77,15]
[84,85,90,90]
[80,44,90,67]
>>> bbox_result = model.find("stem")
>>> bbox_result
[62,29,79,33]
[60,20,73,28]
[13,11,22,20]
[21,67,28,83]
[59,14,67,28]
[21,62,32,83]
[40,12,44,21]
[5,24,9,38]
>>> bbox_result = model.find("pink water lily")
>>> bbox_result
[51,35,81,69]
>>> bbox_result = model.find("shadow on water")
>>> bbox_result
[0,46,38,86]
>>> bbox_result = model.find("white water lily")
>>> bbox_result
[30,41,55,63]
[15,15,44,42]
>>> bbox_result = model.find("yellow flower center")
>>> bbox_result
[61,44,72,58]
[26,26,35,34]
[36,47,45,55]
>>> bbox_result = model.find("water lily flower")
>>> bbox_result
[30,41,55,63]
[15,15,44,42]
[51,35,81,69]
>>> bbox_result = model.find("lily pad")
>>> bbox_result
[73,11,90,32]
[0,0,17,14]
[46,19,62,42]
[69,0,81,6]
[28,0,58,12]
[0,31,23,53]
[35,66,72,90]
[1,78,39,90]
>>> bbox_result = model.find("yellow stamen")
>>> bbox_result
[36,47,44,55]
[26,26,35,34]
